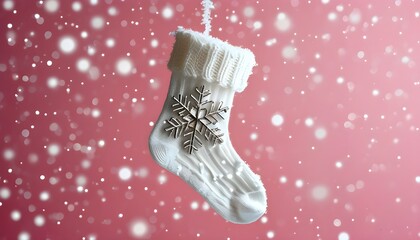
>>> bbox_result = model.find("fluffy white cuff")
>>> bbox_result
[168,28,256,92]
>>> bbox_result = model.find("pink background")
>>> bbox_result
[1,0,420,239]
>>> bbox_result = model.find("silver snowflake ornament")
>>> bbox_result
[164,85,229,154]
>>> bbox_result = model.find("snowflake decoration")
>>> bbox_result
[164,85,229,154]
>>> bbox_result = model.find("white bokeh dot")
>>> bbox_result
[311,185,329,201]
[72,1,82,11]
[34,214,46,227]
[338,232,350,240]
[271,114,284,127]
[105,38,115,48]
[58,36,77,54]
[150,39,158,48]
[295,179,304,188]
[243,6,255,18]
[11,210,21,221]
[275,12,292,32]
[18,231,30,240]
[0,187,11,199]
[190,201,199,210]
[39,191,50,201]
[76,58,91,72]
[47,143,61,156]
[44,0,59,13]
[282,45,297,60]
[91,15,105,29]
[333,218,342,227]
[3,148,15,161]
[161,6,174,19]
[119,167,132,181]
[130,219,149,238]
[3,0,15,11]
[116,58,133,76]
[315,127,327,140]
[305,118,314,127]
[75,175,87,187]
[47,76,59,89]
[267,231,275,239]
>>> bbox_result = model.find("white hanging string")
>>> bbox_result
[201,0,214,35]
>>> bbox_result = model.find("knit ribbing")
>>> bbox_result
[167,28,256,92]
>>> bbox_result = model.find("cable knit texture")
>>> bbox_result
[168,28,256,92]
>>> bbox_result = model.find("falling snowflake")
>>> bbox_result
[165,85,229,154]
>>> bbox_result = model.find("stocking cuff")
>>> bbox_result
[168,28,256,92]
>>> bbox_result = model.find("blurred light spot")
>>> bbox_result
[338,232,350,240]
[265,38,277,47]
[158,174,167,184]
[161,6,174,19]
[39,191,50,201]
[250,132,258,141]
[150,39,158,48]
[202,202,210,211]
[336,77,345,84]
[275,13,291,32]
[137,167,149,178]
[44,0,59,13]
[190,201,199,210]
[18,232,30,240]
[172,212,182,220]
[305,118,314,127]
[148,59,156,66]
[311,185,329,201]
[416,176,420,183]
[295,179,304,188]
[58,36,77,54]
[72,1,82,11]
[116,58,133,76]
[357,51,365,59]
[11,210,21,221]
[349,9,361,25]
[279,176,287,184]
[105,38,115,48]
[75,175,87,187]
[230,14,238,23]
[315,127,327,140]
[91,109,101,118]
[243,6,255,18]
[34,214,46,227]
[3,0,14,11]
[261,216,268,223]
[91,15,105,29]
[47,76,59,89]
[47,143,61,156]
[253,21,262,30]
[0,187,11,199]
[328,12,337,21]
[333,218,342,227]
[271,114,284,127]
[267,231,275,239]
[3,148,15,161]
[282,45,297,59]
[76,58,91,72]
[108,7,118,16]
[97,139,105,147]
[130,219,149,238]
[336,161,343,168]
[119,167,132,181]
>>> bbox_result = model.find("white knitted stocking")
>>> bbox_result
[149,29,267,224]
